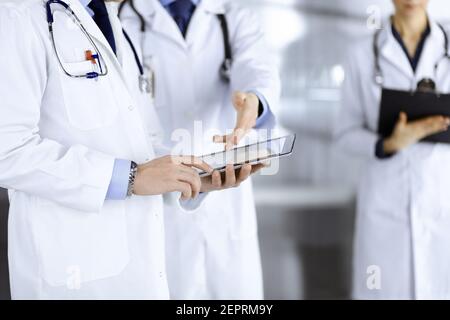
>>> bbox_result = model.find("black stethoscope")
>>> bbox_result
[118,0,233,83]
[373,22,450,93]
[46,0,151,93]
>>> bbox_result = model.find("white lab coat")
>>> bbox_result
[335,20,450,299]
[0,0,170,299]
[121,0,280,299]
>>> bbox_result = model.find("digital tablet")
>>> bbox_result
[198,134,296,177]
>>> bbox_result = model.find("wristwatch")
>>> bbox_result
[127,161,138,197]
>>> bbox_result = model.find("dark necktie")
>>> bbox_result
[88,0,117,55]
[169,0,196,37]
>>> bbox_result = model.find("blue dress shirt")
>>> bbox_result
[392,22,431,73]
[79,0,94,16]
[159,0,201,11]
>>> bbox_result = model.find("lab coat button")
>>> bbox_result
[128,105,134,111]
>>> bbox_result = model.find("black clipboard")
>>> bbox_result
[378,88,450,143]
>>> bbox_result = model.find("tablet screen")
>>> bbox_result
[199,134,296,176]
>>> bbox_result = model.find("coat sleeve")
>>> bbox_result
[334,49,379,158]
[228,5,281,123]
[0,6,115,213]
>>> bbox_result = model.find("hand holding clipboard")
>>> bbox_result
[378,89,450,153]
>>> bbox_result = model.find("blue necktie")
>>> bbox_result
[169,0,196,37]
[88,0,117,55]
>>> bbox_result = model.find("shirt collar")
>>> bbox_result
[159,0,201,7]
[79,0,92,7]
[79,0,94,17]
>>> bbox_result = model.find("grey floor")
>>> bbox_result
[257,204,355,300]
[0,189,10,300]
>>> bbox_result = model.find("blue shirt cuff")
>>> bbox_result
[375,138,395,159]
[249,90,275,129]
[106,159,131,200]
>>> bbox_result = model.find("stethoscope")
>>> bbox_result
[46,0,152,93]
[217,13,233,82]
[373,22,450,93]
[118,0,233,83]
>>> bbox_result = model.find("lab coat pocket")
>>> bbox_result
[30,198,130,287]
[58,62,119,131]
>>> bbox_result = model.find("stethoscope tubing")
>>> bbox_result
[118,0,233,82]
[373,22,450,87]
[46,0,146,80]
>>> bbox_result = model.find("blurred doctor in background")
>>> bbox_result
[336,0,450,299]
[120,0,280,299]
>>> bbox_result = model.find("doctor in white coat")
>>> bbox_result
[335,0,450,299]
[120,0,280,299]
[0,0,256,300]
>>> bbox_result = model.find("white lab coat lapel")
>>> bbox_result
[69,0,151,156]
[185,0,225,47]
[380,24,415,81]
[65,0,117,59]
[131,0,226,51]
[106,2,156,158]
[380,19,447,90]
[106,1,124,66]
[64,0,132,88]
[415,21,446,85]
[135,0,187,50]
[106,1,136,93]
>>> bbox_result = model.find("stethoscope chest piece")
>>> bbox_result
[139,74,153,95]
[375,74,384,86]
[220,58,232,82]
[417,78,437,93]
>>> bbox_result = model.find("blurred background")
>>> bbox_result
[1,0,450,300]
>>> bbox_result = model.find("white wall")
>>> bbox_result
[260,0,450,21]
